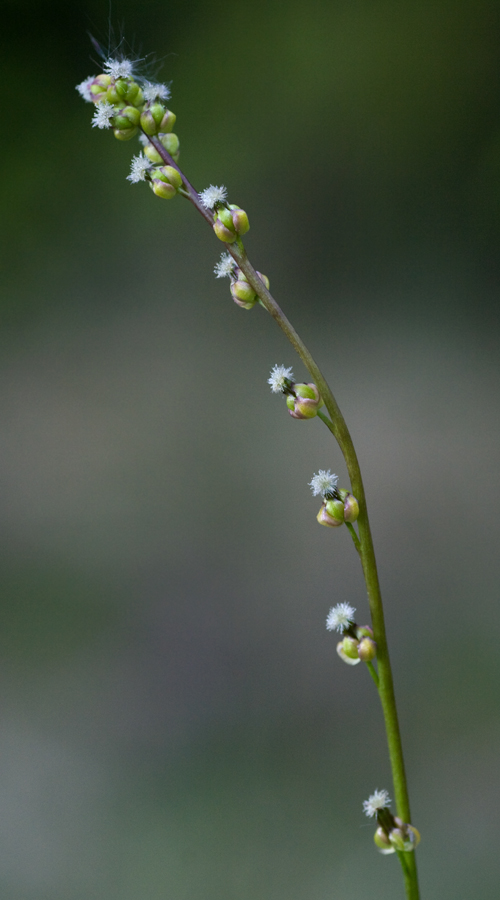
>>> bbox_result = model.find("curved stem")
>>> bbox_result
[146,133,419,899]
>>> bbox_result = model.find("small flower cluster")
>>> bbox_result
[214,253,270,310]
[200,186,251,245]
[326,604,377,665]
[363,790,420,855]
[267,366,323,419]
[308,469,359,526]
[76,55,181,200]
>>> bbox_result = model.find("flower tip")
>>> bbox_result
[214,252,235,279]
[363,789,391,818]
[326,603,356,633]
[76,77,95,102]
[267,364,294,393]
[199,185,228,210]
[103,57,135,79]
[308,469,338,497]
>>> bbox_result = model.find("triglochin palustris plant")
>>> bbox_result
[76,44,421,900]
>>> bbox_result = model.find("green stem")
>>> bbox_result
[345,521,362,555]
[146,134,419,899]
[366,661,380,689]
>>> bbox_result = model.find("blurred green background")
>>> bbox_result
[1,1,500,897]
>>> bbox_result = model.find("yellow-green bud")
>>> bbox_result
[160,133,179,157]
[231,281,258,309]
[389,828,406,852]
[112,106,140,130]
[113,127,139,141]
[151,178,177,199]
[286,382,323,419]
[229,205,250,235]
[325,498,345,522]
[140,108,158,135]
[344,493,359,522]
[374,827,392,850]
[90,74,112,103]
[317,501,343,527]
[157,165,182,189]
[358,637,377,661]
[159,110,176,133]
[217,208,236,231]
[143,144,163,164]
[336,641,361,665]
[342,636,360,659]
[356,625,374,640]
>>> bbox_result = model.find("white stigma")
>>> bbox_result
[308,470,338,497]
[267,364,294,394]
[143,81,171,102]
[326,603,356,633]
[363,790,391,818]
[76,77,95,102]
[214,253,235,279]
[103,58,134,79]
[127,154,151,183]
[199,185,228,209]
[91,101,116,129]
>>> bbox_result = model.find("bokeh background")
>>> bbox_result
[1,1,500,897]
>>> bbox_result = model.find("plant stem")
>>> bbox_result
[345,521,362,555]
[366,661,380,689]
[146,132,420,899]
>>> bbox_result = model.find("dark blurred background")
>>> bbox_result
[0,1,499,897]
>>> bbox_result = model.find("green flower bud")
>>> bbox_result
[159,110,176,133]
[214,221,237,243]
[358,637,377,661]
[113,126,139,141]
[140,108,158,135]
[114,78,131,99]
[229,205,250,235]
[286,382,323,419]
[157,165,182,189]
[344,493,359,522]
[90,74,112,103]
[231,281,258,309]
[374,827,393,851]
[342,636,360,659]
[217,207,236,231]
[389,828,406,852]
[160,132,179,157]
[356,624,374,640]
[143,144,163,164]
[336,641,361,665]
[112,106,140,130]
[325,498,345,522]
[317,501,344,527]
[151,177,177,199]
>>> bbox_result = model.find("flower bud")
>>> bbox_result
[90,74,112,103]
[374,827,393,851]
[356,625,374,640]
[113,126,139,141]
[336,641,361,665]
[112,106,140,130]
[342,636,360,659]
[389,828,406,852]
[160,133,179,158]
[325,498,345,522]
[286,383,323,419]
[229,205,250,235]
[317,501,344,528]
[143,143,163,164]
[357,637,377,661]
[140,107,158,135]
[337,488,359,522]
[159,110,176,133]
[213,207,237,243]
[157,165,182,189]
[230,281,257,309]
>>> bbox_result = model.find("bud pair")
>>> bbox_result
[374,818,421,854]
[336,630,376,665]
[317,489,359,527]
[286,383,323,419]
[111,105,141,141]
[143,133,180,164]
[213,205,250,243]
[108,78,144,107]
[89,74,112,103]
[140,103,177,136]
[149,165,183,199]
[230,269,269,309]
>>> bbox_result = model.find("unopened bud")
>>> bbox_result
[160,132,179,158]
[389,828,406,851]
[286,383,323,419]
[231,280,258,309]
[342,636,360,659]
[90,74,112,103]
[113,126,139,141]
[357,637,377,661]
[229,205,250,235]
[356,625,374,640]
[374,827,393,851]
[151,178,177,199]
[112,106,140,130]
[317,501,343,527]
[336,641,361,665]
[159,110,176,133]
[157,165,182,189]
[213,207,237,243]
